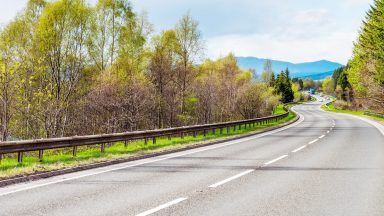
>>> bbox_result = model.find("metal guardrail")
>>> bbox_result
[0,107,290,163]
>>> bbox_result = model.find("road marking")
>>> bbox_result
[319,135,325,139]
[208,169,254,188]
[327,131,330,134]
[292,145,307,153]
[308,139,319,145]
[264,155,288,166]
[0,112,306,197]
[136,197,187,216]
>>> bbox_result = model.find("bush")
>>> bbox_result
[334,100,351,110]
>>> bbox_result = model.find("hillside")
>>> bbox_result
[237,57,343,80]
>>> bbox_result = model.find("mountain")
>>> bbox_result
[236,57,343,80]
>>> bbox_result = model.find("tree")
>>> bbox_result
[274,68,294,103]
[347,0,384,110]
[261,59,275,86]
[148,30,179,128]
[174,13,203,117]
[35,0,91,137]
[88,0,133,71]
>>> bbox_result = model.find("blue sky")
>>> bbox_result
[0,0,373,64]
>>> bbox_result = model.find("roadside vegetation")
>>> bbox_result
[322,0,384,116]
[0,109,296,179]
[0,0,306,178]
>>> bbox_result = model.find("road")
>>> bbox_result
[0,99,383,216]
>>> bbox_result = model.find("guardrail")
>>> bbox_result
[364,111,384,119]
[0,107,290,164]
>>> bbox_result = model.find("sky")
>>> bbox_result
[0,0,374,64]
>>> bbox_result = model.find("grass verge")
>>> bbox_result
[0,111,296,180]
[322,102,384,124]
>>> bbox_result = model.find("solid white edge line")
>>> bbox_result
[136,197,187,216]
[292,145,307,153]
[319,135,325,139]
[308,139,319,145]
[264,155,288,166]
[0,109,306,197]
[208,169,254,188]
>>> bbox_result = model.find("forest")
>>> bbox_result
[322,0,384,112]
[0,0,299,141]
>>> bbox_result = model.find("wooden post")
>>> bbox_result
[73,146,77,157]
[227,127,229,134]
[101,143,105,153]
[152,137,156,144]
[124,141,128,148]
[0,154,2,164]
[168,135,171,140]
[203,129,206,137]
[220,128,223,134]
[39,150,44,162]
[193,131,197,138]
[144,138,148,145]
[181,132,184,139]
[18,152,23,163]
[212,129,216,134]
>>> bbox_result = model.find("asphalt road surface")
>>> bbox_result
[1,99,383,216]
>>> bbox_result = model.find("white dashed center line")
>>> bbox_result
[309,139,319,145]
[264,155,288,166]
[136,197,188,216]
[292,145,307,153]
[319,135,325,139]
[208,169,254,188]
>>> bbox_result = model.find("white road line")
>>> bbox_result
[208,169,254,188]
[292,145,307,153]
[309,139,319,145]
[319,135,325,139]
[0,112,306,197]
[327,131,330,134]
[264,155,288,166]
[136,197,187,216]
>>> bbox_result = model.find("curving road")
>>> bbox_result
[0,99,383,216]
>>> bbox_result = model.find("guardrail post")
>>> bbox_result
[152,137,156,144]
[39,150,43,162]
[181,132,184,139]
[220,128,223,134]
[73,146,77,157]
[226,126,229,134]
[144,138,148,145]
[168,135,171,140]
[203,129,206,137]
[101,143,105,153]
[18,152,23,163]
[0,154,2,164]
[238,124,241,130]
[124,141,128,148]
[193,131,197,138]
[233,125,236,131]
[212,129,215,134]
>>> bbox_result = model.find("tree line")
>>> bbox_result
[0,0,292,141]
[323,0,384,112]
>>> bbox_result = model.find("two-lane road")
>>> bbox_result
[1,100,383,216]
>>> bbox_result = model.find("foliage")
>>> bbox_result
[346,0,384,111]
[0,0,290,140]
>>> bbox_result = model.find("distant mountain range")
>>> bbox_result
[236,57,343,80]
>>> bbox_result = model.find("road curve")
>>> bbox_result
[0,100,383,216]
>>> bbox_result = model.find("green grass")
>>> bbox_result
[0,111,296,179]
[322,102,384,123]
[273,105,286,115]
